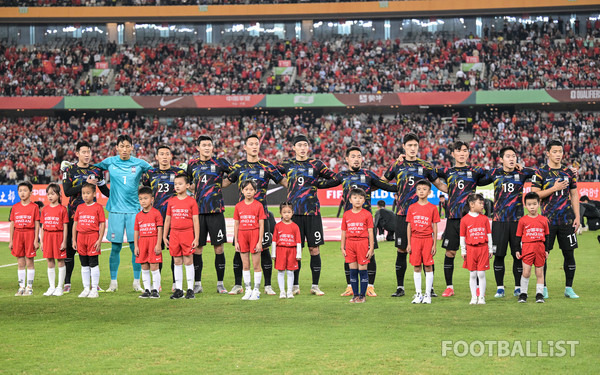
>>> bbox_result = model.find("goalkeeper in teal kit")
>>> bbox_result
[95,135,152,292]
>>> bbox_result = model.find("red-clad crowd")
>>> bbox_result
[1,110,599,185]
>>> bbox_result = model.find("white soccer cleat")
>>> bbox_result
[292,285,300,295]
[248,288,261,301]
[43,287,56,296]
[15,287,25,296]
[52,288,64,296]
[23,286,33,296]
[132,279,143,292]
[411,293,423,304]
[87,289,99,298]
[241,288,252,300]
[279,291,287,299]
[78,288,91,298]
[477,296,486,305]
[469,297,478,305]
[228,285,243,295]
[106,280,118,292]
[193,284,203,294]
[286,291,294,299]
[310,286,325,296]
[422,295,432,304]
[264,285,277,295]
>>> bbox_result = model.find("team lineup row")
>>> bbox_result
[9,132,580,302]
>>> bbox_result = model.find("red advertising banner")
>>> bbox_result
[278,60,292,67]
[0,97,63,109]
[131,96,198,108]
[95,62,109,69]
[334,93,402,106]
[466,56,479,63]
[193,95,265,108]
[398,91,474,106]
[32,184,108,207]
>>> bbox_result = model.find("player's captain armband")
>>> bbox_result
[60,161,73,171]
[97,179,106,186]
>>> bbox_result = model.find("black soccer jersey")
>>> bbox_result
[141,166,186,218]
[384,158,438,216]
[532,165,577,226]
[228,159,284,213]
[480,167,536,222]
[62,164,107,219]
[187,157,232,214]
[436,166,488,219]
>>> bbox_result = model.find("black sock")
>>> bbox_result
[444,255,455,286]
[344,262,350,285]
[294,260,301,285]
[493,255,505,287]
[158,261,163,273]
[171,256,175,284]
[261,250,273,286]
[64,251,75,284]
[563,249,576,288]
[310,254,321,285]
[215,253,226,282]
[193,253,203,282]
[512,255,522,287]
[368,254,376,285]
[543,261,547,286]
[395,252,407,287]
[233,252,242,286]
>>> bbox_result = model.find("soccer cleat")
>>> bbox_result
[23,286,33,296]
[52,288,64,297]
[494,288,505,298]
[217,285,228,294]
[96,285,104,293]
[106,280,118,293]
[422,295,432,304]
[139,289,151,299]
[264,285,277,295]
[241,288,252,300]
[391,287,405,297]
[535,293,545,303]
[78,288,91,298]
[355,296,366,303]
[513,288,521,297]
[349,296,358,303]
[310,286,325,296]
[430,289,438,297]
[564,287,579,299]
[150,290,160,299]
[87,289,99,298]
[292,285,300,295]
[170,289,184,299]
[43,287,56,296]
[366,286,378,297]
[63,284,71,294]
[280,291,287,299]
[340,286,353,297]
[518,293,527,303]
[132,280,143,292]
[543,286,549,299]
[193,284,203,294]
[477,296,486,305]
[411,293,423,304]
[185,289,195,299]
[442,287,455,297]
[249,289,261,301]
[15,287,25,296]
[476,287,480,297]
[286,291,294,299]
[228,285,243,295]
[469,297,478,305]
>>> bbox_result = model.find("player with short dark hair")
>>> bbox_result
[317,146,395,297]
[383,133,447,298]
[61,141,110,294]
[187,135,232,294]
[223,134,286,296]
[141,145,186,291]
[479,145,536,298]
[531,139,580,299]
[277,134,339,296]
[436,141,488,298]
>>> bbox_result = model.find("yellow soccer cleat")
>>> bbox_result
[366,286,378,297]
[340,286,353,296]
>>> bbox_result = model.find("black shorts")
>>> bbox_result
[261,211,275,249]
[292,214,324,248]
[547,224,578,252]
[395,215,408,249]
[198,213,227,247]
[442,218,461,250]
[492,221,521,257]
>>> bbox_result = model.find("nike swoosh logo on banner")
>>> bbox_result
[160,97,184,106]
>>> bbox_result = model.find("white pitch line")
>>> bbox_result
[0,245,130,269]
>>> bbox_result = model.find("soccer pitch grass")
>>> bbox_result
[0,208,599,374]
